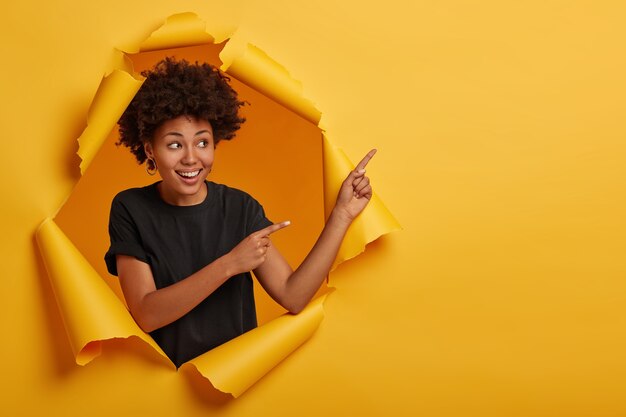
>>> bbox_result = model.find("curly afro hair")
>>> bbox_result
[117,57,246,165]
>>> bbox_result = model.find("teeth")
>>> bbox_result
[178,170,200,178]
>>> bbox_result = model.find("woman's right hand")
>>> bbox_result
[224,221,291,275]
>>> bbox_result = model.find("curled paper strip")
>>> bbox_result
[138,12,214,52]
[35,218,170,366]
[221,43,322,125]
[323,135,402,270]
[77,70,143,175]
[37,11,400,398]
[182,295,327,397]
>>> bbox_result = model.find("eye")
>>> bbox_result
[197,139,210,148]
[167,142,182,149]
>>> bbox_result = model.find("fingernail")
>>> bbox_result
[358,169,366,174]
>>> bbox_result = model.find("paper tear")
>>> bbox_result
[221,42,321,125]
[182,294,327,397]
[35,218,171,366]
[39,10,401,398]
[322,135,402,270]
[139,12,214,52]
[77,70,143,175]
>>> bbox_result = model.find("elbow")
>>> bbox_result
[287,305,304,315]
[284,299,307,315]
[137,320,158,334]
[133,315,156,333]
[129,308,159,333]
[278,287,313,314]
[126,292,164,333]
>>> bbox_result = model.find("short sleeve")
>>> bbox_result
[104,195,149,276]
[245,194,273,235]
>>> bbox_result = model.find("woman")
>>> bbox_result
[105,58,375,368]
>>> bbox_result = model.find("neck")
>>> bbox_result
[157,181,208,206]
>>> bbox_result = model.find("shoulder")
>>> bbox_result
[112,183,157,206]
[109,183,161,221]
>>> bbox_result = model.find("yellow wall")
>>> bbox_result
[2,1,625,416]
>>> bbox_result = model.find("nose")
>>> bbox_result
[181,146,198,165]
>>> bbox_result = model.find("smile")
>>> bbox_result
[176,170,201,178]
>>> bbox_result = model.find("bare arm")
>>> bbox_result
[117,222,290,332]
[117,149,375,330]
[253,149,377,313]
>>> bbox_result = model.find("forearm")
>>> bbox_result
[246,149,376,313]
[129,256,233,332]
[131,221,292,331]
[282,210,352,312]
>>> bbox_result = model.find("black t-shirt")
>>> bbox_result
[104,180,272,367]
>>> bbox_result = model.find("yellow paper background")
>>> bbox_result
[2,1,626,416]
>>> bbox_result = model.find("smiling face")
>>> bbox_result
[144,115,215,206]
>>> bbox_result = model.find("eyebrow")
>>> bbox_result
[161,130,213,139]
[194,130,212,136]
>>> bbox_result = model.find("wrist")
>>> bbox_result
[329,207,354,229]
[216,253,237,278]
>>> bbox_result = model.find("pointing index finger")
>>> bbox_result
[356,149,377,171]
[257,221,291,237]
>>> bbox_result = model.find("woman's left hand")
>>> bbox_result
[333,149,377,222]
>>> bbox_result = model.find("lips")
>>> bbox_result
[176,169,201,179]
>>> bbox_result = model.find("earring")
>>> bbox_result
[146,157,157,176]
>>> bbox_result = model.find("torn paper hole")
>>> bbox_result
[36,11,400,398]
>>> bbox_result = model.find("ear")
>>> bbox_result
[143,142,154,159]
